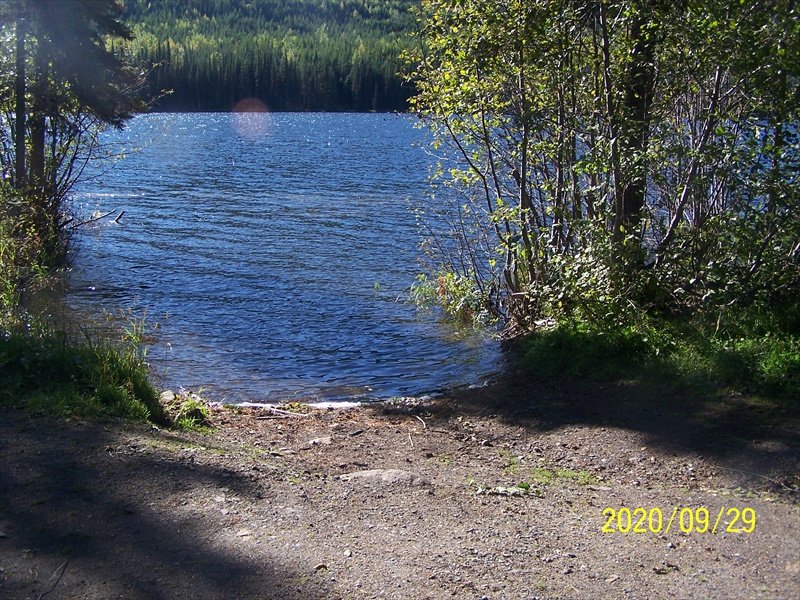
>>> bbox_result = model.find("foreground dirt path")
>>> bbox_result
[1,376,798,599]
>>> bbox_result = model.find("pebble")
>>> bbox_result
[308,436,333,446]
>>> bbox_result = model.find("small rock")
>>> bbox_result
[309,436,333,446]
[314,563,328,571]
[653,562,679,575]
[337,469,431,487]
[235,529,253,538]
[344,549,352,558]
[160,390,176,403]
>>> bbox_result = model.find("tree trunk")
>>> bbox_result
[598,4,623,241]
[619,4,657,235]
[30,36,48,199]
[14,11,26,190]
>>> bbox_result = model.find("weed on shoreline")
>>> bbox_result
[0,317,169,426]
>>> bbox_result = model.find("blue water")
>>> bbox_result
[68,112,500,403]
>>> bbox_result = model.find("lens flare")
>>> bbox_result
[231,98,271,140]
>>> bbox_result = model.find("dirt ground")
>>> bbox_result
[1,373,798,600]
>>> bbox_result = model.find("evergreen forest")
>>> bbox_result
[119,0,417,112]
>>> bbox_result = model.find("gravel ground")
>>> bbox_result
[1,374,798,599]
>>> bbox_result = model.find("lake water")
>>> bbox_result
[68,112,501,403]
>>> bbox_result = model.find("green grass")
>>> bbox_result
[170,395,212,431]
[521,325,654,380]
[0,328,169,425]
[521,312,800,401]
[530,466,597,486]
[1,188,171,427]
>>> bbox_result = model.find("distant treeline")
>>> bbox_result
[119,0,418,112]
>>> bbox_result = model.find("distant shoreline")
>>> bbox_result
[144,107,410,115]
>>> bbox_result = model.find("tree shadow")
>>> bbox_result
[0,412,330,600]
[428,366,799,493]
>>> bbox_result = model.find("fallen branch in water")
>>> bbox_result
[69,209,121,229]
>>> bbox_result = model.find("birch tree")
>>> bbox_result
[407,0,799,332]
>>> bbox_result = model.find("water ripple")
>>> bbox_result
[69,113,501,402]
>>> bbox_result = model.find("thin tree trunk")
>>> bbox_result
[14,11,26,190]
[620,5,656,234]
[30,36,48,199]
[656,66,723,262]
[598,4,623,241]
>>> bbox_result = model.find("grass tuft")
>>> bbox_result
[0,327,169,425]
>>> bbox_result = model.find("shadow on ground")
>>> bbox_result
[429,368,800,493]
[0,410,329,600]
